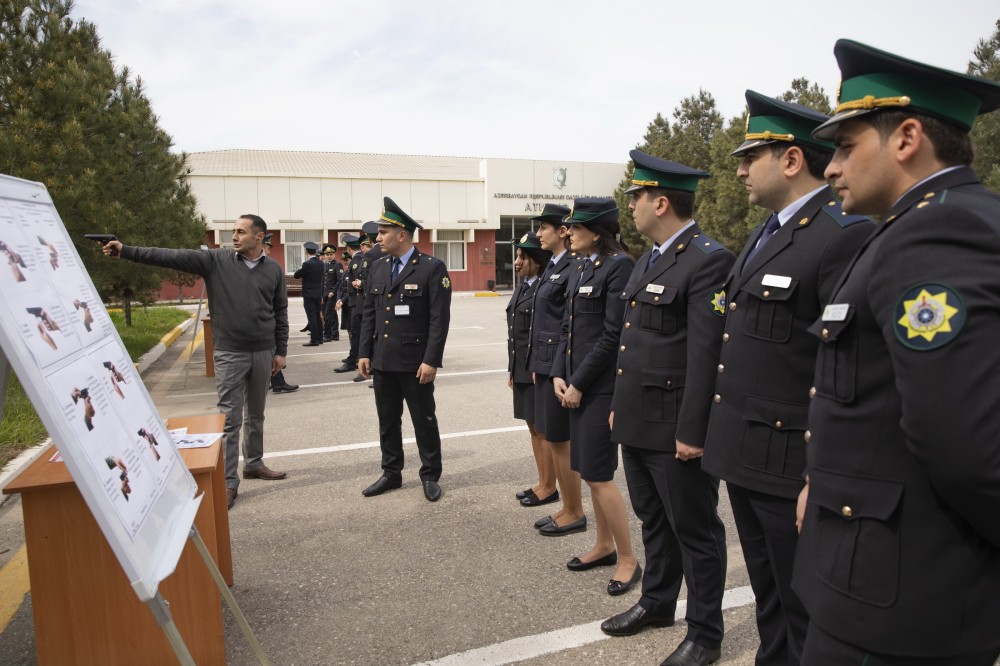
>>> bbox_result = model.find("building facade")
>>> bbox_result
[163,150,625,298]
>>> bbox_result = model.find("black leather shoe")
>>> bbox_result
[272,383,299,393]
[334,363,357,373]
[659,639,721,666]
[423,480,442,502]
[601,602,675,636]
[567,551,617,571]
[608,563,642,596]
[520,490,559,507]
[352,373,366,382]
[299,326,309,332]
[361,475,402,497]
[533,515,553,529]
[515,488,536,500]
[538,516,586,536]
[303,341,321,347]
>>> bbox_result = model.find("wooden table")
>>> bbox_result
[3,414,231,665]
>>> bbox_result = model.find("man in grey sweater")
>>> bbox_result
[101,214,288,509]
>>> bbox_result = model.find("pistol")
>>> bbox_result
[83,234,117,244]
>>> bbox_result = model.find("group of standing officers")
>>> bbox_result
[506,39,1000,666]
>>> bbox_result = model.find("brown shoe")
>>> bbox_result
[243,465,287,480]
[226,488,237,509]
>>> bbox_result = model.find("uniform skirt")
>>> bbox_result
[569,390,618,482]
[533,373,570,442]
[512,381,535,423]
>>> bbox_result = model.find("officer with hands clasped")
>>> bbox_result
[700,91,873,665]
[358,197,452,502]
[792,40,1000,664]
[601,151,734,666]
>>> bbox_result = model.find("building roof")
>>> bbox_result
[185,149,483,181]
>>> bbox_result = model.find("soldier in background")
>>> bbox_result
[321,243,340,341]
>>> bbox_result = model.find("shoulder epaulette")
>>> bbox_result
[690,233,727,255]
[821,199,872,228]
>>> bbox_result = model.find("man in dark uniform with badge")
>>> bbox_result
[358,197,452,502]
[600,150,734,666]
[700,91,873,665]
[294,241,325,346]
[792,40,1000,664]
[335,234,365,373]
[336,245,354,352]
[321,243,340,341]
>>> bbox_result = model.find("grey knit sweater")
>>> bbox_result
[120,246,288,356]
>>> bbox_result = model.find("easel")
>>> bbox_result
[2,350,268,665]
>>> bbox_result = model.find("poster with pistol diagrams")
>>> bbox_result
[0,174,200,602]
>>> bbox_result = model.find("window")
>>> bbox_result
[283,230,322,274]
[433,230,466,271]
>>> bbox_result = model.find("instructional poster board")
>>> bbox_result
[0,174,200,601]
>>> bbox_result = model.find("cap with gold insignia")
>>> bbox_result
[343,234,361,249]
[379,197,422,233]
[263,233,273,247]
[564,197,620,235]
[359,233,372,247]
[321,243,337,255]
[361,221,379,243]
[625,150,711,194]
[303,241,319,252]
[530,203,571,226]
[341,249,351,260]
[512,231,553,266]
[814,39,1000,141]
[732,90,834,157]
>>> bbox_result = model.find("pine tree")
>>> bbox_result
[969,19,1000,193]
[0,0,206,324]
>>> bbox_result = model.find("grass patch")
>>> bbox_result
[0,306,191,471]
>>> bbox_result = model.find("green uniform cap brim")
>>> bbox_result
[733,114,834,156]
[625,167,707,194]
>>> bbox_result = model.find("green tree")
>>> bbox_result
[614,91,723,254]
[779,77,833,114]
[969,19,1000,193]
[0,0,206,324]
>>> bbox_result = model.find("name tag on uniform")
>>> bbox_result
[762,274,792,288]
[394,305,411,316]
[404,284,418,290]
[646,284,665,294]
[550,274,561,281]
[579,286,594,294]
[822,304,849,321]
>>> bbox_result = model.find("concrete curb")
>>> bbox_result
[135,315,195,376]
[1,316,196,503]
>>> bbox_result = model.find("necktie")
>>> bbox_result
[646,247,661,272]
[391,258,401,285]
[542,259,556,281]
[744,214,781,267]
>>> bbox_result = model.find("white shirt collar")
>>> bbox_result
[652,219,696,254]
[892,165,964,209]
[776,184,828,227]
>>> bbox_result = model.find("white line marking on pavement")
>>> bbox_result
[166,368,508,398]
[414,585,755,666]
[262,425,528,459]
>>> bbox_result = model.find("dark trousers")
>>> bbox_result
[303,297,322,343]
[347,302,362,364]
[622,445,727,648]
[373,370,442,482]
[323,298,339,338]
[727,483,807,666]
[802,621,1000,666]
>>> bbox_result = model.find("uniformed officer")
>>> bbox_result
[699,91,874,665]
[358,197,452,502]
[335,234,364,373]
[321,243,340,341]
[263,233,299,394]
[792,40,1000,665]
[336,245,354,349]
[524,204,587,536]
[600,151,735,666]
[551,198,640,594]
[294,241,324,346]
[507,232,556,507]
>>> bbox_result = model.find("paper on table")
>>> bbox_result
[173,433,222,449]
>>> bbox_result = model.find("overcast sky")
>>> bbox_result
[71,0,998,164]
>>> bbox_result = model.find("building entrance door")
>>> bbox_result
[495,216,536,290]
